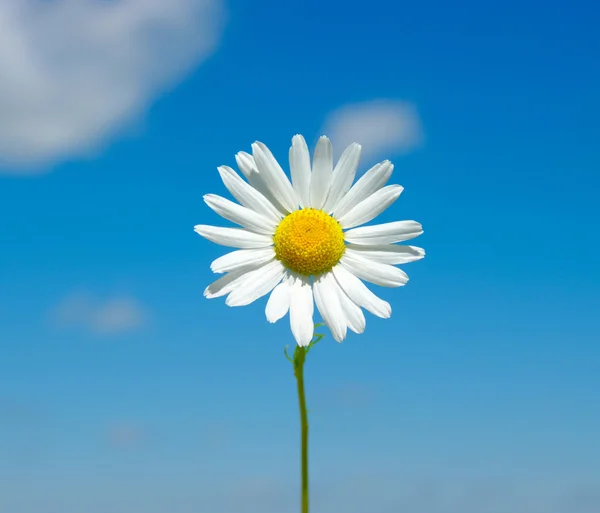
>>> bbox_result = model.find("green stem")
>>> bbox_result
[294,345,309,513]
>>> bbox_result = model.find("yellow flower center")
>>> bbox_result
[273,208,346,276]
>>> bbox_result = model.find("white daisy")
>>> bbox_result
[195,135,424,346]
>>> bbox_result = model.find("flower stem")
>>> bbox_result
[285,329,322,513]
[294,345,309,513]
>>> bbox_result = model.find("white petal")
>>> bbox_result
[194,225,273,248]
[251,142,299,213]
[289,274,314,346]
[346,244,425,265]
[313,272,347,343]
[204,268,256,299]
[289,135,311,208]
[235,151,257,181]
[338,185,403,229]
[341,253,409,288]
[265,279,291,323]
[323,143,362,213]
[331,264,391,318]
[309,136,333,209]
[217,166,282,222]
[235,151,288,215]
[210,248,276,274]
[332,160,394,219]
[334,280,366,334]
[226,260,286,307]
[344,220,423,245]
[204,194,277,234]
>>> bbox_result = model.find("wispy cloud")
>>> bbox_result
[50,291,148,335]
[554,485,600,513]
[0,0,225,173]
[322,100,423,163]
[106,422,146,449]
[176,474,599,513]
[201,420,232,449]
[0,397,44,425]
[0,397,50,463]
[312,382,377,411]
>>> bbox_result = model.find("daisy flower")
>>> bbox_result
[195,135,424,346]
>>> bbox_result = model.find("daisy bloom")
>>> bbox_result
[195,135,424,346]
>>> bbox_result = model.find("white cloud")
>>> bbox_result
[0,0,224,173]
[322,100,423,163]
[51,291,147,335]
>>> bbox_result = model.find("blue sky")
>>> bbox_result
[1,0,599,512]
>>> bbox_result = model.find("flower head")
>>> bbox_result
[195,135,424,346]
